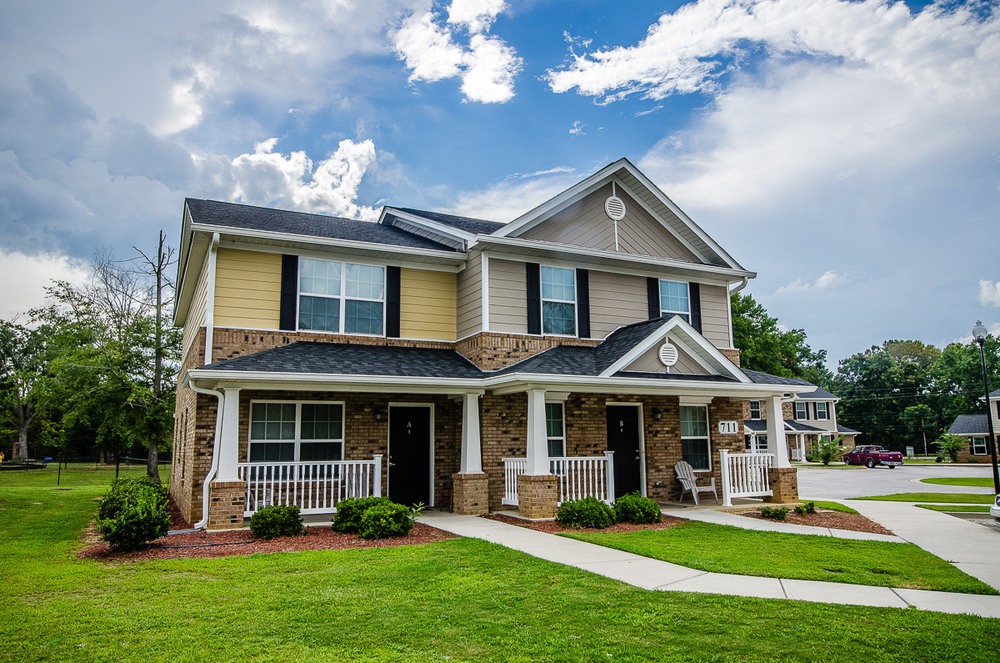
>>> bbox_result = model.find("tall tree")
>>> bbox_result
[0,321,48,459]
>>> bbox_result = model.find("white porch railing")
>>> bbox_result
[237,455,382,516]
[719,449,773,506]
[790,448,803,462]
[501,452,615,507]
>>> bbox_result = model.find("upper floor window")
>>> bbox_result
[541,266,576,335]
[680,405,710,470]
[815,402,829,420]
[749,401,762,420]
[659,280,689,322]
[299,258,385,335]
[794,402,809,420]
[248,401,345,463]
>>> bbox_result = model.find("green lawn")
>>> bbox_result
[0,462,171,489]
[562,521,994,595]
[2,484,1000,661]
[808,501,859,514]
[851,493,994,504]
[920,477,994,488]
[916,504,992,513]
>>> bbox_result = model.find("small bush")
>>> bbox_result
[359,502,414,539]
[556,496,615,529]
[250,505,303,540]
[94,477,170,551]
[794,502,816,516]
[935,456,943,463]
[804,452,820,463]
[332,496,390,533]
[760,506,790,521]
[614,492,662,524]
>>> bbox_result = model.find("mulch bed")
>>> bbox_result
[483,512,686,534]
[735,509,895,536]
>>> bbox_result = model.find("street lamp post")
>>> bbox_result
[972,321,1000,494]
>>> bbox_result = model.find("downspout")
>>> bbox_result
[204,232,220,365]
[729,276,749,294]
[185,375,224,530]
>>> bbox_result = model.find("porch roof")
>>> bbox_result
[947,414,990,436]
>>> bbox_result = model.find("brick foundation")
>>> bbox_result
[207,480,247,530]
[451,473,489,515]
[517,474,558,519]
[764,467,798,503]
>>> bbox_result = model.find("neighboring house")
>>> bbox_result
[945,388,1000,462]
[171,158,815,529]
[743,384,859,461]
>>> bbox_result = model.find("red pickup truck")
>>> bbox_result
[843,445,904,468]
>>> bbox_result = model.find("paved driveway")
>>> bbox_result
[797,463,995,499]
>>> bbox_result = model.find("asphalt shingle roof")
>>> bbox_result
[201,342,484,379]
[186,199,456,252]
[744,420,768,432]
[796,387,837,400]
[741,369,814,387]
[837,425,860,435]
[395,208,507,235]
[493,346,597,376]
[947,414,990,436]
[593,315,675,373]
[786,420,825,432]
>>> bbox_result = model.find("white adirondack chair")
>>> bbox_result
[674,461,718,505]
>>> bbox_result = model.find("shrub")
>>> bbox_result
[614,492,662,524]
[332,496,390,533]
[817,436,845,466]
[935,456,943,463]
[94,478,170,551]
[794,502,816,516]
[804,452,820,463]
[935,434,966,464]
[250,504,303,539]
[359,502,414,539]
[556,496,615,529]
[760,506,790,521]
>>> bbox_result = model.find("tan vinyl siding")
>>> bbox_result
[182,255,210,361]
[519,183,699,262]
[589,271,648,339]
[699,284,731,348]
[489,258,527,333]
[214,248,282,329]
[626,343,706,375]
[399,268,456,340]
[457,249,483,338]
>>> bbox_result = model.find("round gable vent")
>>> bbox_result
[659,342,678,367]
[605,195,626,221]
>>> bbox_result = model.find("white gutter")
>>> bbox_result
[185,375,225,530]
[730,276,749,294]
[205,233,219,364]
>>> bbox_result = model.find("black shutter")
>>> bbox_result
[279,255,298,331]
[386,266,401,338]
[576,268,590,339]
[647,277,660,319]
[688,282,702,332]
[812,403,818,421]
[526,263,541,334]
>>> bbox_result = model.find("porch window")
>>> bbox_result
[972,437,987,455]
[794,402,809,420]
[546,402,565,457]
[299,258,385,335]
[745,434,768,453]
[815,402,829,420]
[249,401,344,462]
[749,401,761,420]
[659,280,689,322]
[540,266,576,335]
[680,405,710,470]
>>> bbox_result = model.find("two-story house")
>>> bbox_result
[743,386,859,461]
[171,158,816,529]
[945,388,1000,461]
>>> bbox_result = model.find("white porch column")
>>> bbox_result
[767,395,791,468]
[526,389,550,475]
[216,387,242,481]
[459,392,483,474]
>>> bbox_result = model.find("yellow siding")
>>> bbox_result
[400,268,457,340]
[214,248,282,329]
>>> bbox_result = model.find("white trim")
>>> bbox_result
[204,233,219,364]
[481,252,490,333]
[298,258,387,337]
[217,240,464,273]
[726,288,735,348]
[247,399,347,463]
[380,207,476,244]
[387,403,436,507]
[680,404,712,473]
[539,264,578,337]
[605,401,647,496]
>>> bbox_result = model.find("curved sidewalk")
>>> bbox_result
[418,512,1000,619]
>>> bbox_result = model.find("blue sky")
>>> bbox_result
[1,0,998,368]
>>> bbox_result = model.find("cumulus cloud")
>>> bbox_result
[0,249,91,320]
[443,168,582,221]
[393,1,522,103]
[774,270,844,295]
[980,280,1000,307]
[569,121,586,135]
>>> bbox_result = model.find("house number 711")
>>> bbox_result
[717,421,740,435]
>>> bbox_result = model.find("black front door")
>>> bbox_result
[606,405,642,499]
[388,406,431,506]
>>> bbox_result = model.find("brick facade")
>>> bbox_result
[451,473,489,515]
[764,467,798,503]
[456,332,601,370]
[517,474,559,519]
[208,480,247,530]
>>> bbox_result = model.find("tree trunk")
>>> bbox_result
[14,427,28,460]
[147,230,166,483]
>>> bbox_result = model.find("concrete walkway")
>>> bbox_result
[417,512,1000,619]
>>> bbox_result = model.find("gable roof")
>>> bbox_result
[795,387,838,401]
[947,414,990,436]
[393,208,507,235]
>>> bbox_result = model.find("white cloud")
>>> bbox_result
[980,280,1000,307]
[0,249,90,321]
[392,1,521,103]
[443,169,582,221]
[774,270,843,295]
[569,121,586,135]
[956,322,1000,345]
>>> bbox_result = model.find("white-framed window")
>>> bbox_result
[749,401,762,420]
[972,437,987,455]
[541,266,576,335]
[248,401,345,463]
[794,402,809,420]
[745,434,768,453]
[546,402,565,457]
[298,258,385,335]
[815,402,829,420]
[681,405,710,470]
[659,280,690,321]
